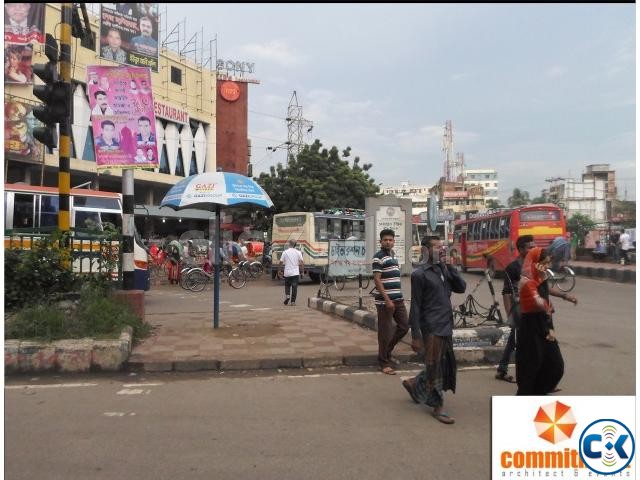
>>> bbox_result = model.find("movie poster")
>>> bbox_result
[100,3,159,72]
[4,43,33,84]
[4,97,43,163]
[4,3,45,44]
[87,65,159,170]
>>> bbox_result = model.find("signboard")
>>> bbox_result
[375,206,406,265]
[154,99,189,124]
[428,193,438,231]
[437,209,455,222]
[4,43,33,84]
[4,97,42,163]
[4,3,45,44]
[219,81,241,102]
[99,3,159,72]
[87,65,159,170]
[443,190,468,198]
[328,240,367,277]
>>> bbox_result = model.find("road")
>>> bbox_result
[5,275,635,480]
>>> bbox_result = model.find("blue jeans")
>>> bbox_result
[284,275,300,302]
[497,328,516,375]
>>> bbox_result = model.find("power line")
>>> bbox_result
[249,110,286,121]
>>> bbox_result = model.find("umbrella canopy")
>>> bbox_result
[159,172,273,328]
[160,171,273,211]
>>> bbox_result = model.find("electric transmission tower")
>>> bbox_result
[286,91,313,162]
[442,120,454,181]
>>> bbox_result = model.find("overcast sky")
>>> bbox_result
[165,3,636,203]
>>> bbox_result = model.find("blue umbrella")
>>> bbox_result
[160,172,274,328]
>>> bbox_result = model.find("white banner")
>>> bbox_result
[375,206,406,266]
[328,240,368,277]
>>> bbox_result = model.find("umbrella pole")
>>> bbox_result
[213,204,221,329]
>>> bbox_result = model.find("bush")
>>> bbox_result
[5,284,151,343]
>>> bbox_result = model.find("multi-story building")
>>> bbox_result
[549,178,608,224]
[380,181,432,216]
[463,168,499,202]
[5,4,255,239]
[581,164,617,220]
[430,179,485,216]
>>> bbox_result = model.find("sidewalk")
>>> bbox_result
[127,282,503,373]
[569,259,635,283]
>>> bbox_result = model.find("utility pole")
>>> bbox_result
[286,91,313,163]
[59,3,73,234]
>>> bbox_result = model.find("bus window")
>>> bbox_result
[39,195,59,228]
[73,196,120,210]
[520,210,560,222]
[14,194,35,229]
[480,221,488,240]
[499,216,510,239]
[315,217,329,241]
[489,218,499,240]
[75,211,101,230]
[330,218,341,239]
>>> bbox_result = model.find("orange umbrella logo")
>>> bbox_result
[534,401,577,444]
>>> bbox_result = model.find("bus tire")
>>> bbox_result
[309,272,320,283]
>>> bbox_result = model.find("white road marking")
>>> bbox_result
[231,304,252,308]
[5,383,98,390]
[285,365,494,379]
[117,389,145,395]
[249,308,272,311]
[103,412,137,417]
[122,383,164,388]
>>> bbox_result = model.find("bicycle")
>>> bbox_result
[547,265,576,293]
[237,260,264,279]
[331,274,371,291]
[184,262,247,291]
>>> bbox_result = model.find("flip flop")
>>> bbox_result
[495,373,516,384]
[380,366,396,375]
[432,412,455,425]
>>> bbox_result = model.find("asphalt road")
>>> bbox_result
[5,275,635,480]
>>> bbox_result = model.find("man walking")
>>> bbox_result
[495,235,535,383]
[619,229,631,265]
[280,240,303,306]
[372,229,408,375]
[402,236,466,424]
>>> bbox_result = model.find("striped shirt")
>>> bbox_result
[372,249,403,305]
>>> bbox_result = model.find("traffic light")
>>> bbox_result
[32,34,70,150]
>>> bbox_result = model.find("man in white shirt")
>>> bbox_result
[280,240,304,306]
[618,229,631,265]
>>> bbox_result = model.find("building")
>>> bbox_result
[4,4,255,240]
[581,164,617,220]
[549,178,608,224]
[463,168,499,202]
[430,178,485,216]
[380,181,432,216]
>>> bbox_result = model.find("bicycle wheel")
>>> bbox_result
[554,266,576,293]
[334,276,346,291]
[248,262,263,278]
[228,268,247,289]
[180,267,195,290]
[187,269,209,292]
[362,277,370,289]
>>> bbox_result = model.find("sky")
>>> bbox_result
[164,3,636,204]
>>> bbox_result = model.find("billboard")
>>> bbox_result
[4,43,33,84]
[99,3,159,72]
[4,3,45,44]
[4,97,43,164]
[87,65,159,170]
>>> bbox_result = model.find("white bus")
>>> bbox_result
[270,208,366,281]
[4,183,149,290]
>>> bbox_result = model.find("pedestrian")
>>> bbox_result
[618,229,631,266]
[495,235,535,383]
[516,242,578,396]
[401,235,466,424]
[569,232,578,261]
[609,230,620,263]
[280,239,303,306]
[372,229,409,375]
[165,239,183,285]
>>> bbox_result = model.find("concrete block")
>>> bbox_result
[594,267,605,278]
[302,356,344,368]
[92,339,127,371]
[308,297,319,309]
[174,359,220,371]
[18,341,58,372]
[143,361,174,372]
[482,346,504,364]
[343,354,378,366]
[219,359,262,371]
[322,301,335,313]
[454,347,485,364]
[4,340,20,374]
[609,269,618,281]
[54,339,93,372]
[334,304,348,316]
[361,314,377,331]
[342,307,356,322]
[260,357,302,369]
[110,289,145,320]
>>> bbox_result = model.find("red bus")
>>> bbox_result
[451,204,566,272]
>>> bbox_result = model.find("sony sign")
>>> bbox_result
[216,59,256,75]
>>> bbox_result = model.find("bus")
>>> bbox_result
[410,216,430,265]
[451,204,566,273]
[270,208,366,281]
[4,183,149,290]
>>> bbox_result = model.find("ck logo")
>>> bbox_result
[579,419,635,475]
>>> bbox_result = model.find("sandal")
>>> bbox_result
[380,366,396,375]
[432,412,455,424]
[495,372,516,383]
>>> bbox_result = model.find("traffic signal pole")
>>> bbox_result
[58,3,73,233]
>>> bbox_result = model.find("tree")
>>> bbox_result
[485,199,503,209]
[566,213,596,247]
[531,194,547,204]
[256,140,379,215]
[507,188,530,207]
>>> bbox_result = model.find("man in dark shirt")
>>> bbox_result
[372,228,408,375]
[495,235,535,383]
[402,235,466,424]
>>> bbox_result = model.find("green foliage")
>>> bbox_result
[5,284,151,342]
[4,231,80,312]
[507,188,530,207]
[567,213,596,246]
[256,140,380,216]
[485,199,503,209]
[531,195,547,204]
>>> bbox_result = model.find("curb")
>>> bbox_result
[572,266,635,284]
[5,326,133,374]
